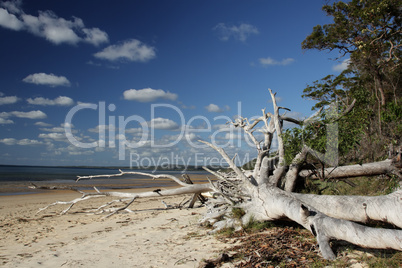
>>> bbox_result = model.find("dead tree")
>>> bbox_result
[39,89,402,260]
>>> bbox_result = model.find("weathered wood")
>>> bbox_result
[245,184,402,259]
[298,159,399,179]
[182,174,206,208]
[41,89,402,260]
[292,190,402,228]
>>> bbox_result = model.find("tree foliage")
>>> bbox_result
[299,0,401,162]
[302,0,401,108]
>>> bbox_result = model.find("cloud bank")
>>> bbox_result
[205,103,229,113]
[123,88,178,102]
[213,23,259,42]
[0,118,14,124]
[0,95,19,105]
[0,1,108,46]
[23,73,71,87]
[149,117,179,130]
[0,138,43,145]
[94,39,156,62]
[259,57,295,66]
[0,110,47,120]
[27,96,74,106]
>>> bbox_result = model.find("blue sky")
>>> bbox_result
[0,0,349,167]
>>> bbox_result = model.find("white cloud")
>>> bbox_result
[149,117,179,130]
[0,95,19,105]
[23,11,82,45]
[11,110,47,119]
[224,132,242,140]
[88,124,118,133]
[205,103,230,113]
[35,121,52,127]
[0,112,9,118]
[40,122,76,133]
[88,124,108,133]
[40,127,64,133]
[27,96,74,106]
[61,122,73,128]
[0,7,23,30]
[0,118,13,124]
[23,73,71,87]
[0,138,43,145]
[185,132,200,142]
[332,58,350,72]
[17,138,43,145]
[77,101,96,106]
[0,110,46,120]
[0,138,17,145]
[178,101,196,109]
[0,3,108,46]
[125,127,146,134]
[212,124,236,131]
[82,27,109,46]
[94,39,156,62]
[39,132,67,141]
[0,1,22,14]
[259,57,295,66]
[68,150,94,156]
[123,88,178,102]
[213,23,259,42]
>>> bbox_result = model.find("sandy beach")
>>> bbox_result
[0,187,229,268]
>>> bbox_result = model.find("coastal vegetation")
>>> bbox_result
[37,0,401,265]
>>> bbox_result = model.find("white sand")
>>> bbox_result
[0,190,229,267]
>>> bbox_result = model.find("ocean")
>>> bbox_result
[0,165,209,195]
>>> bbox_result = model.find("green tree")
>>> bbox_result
[302,0,401,108]
[300,0,401,160]
[302,69,361,110]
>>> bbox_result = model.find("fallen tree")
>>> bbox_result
[39,89,402,260]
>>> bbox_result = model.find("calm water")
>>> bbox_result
[0,165,206,182]
[0,165,209,195]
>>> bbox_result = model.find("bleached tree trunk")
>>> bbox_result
[292,190,402,228]
[298,159,399,180]
[198,89,402,259]
[38,171,214,216]
[41,89,401,260]
[198,138,402,260]
[242,184,402,260]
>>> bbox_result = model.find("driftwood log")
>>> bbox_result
[38,89,402,260]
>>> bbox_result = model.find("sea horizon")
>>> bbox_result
[0,165,211,196]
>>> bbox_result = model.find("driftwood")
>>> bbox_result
[28,183,76,191]
[299,159,401,180]
[181,174,207,208]
[38,89,402,260]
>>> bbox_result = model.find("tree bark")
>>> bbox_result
[292,190,402,228]
[243,184,402,260]
[41,89,402,261]
[298,159,399,179]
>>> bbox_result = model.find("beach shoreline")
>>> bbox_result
[0,173,213,195]
[0,183,228,267]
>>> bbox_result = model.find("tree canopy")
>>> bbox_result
[302,0,401,108]
[299,0,401,162]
